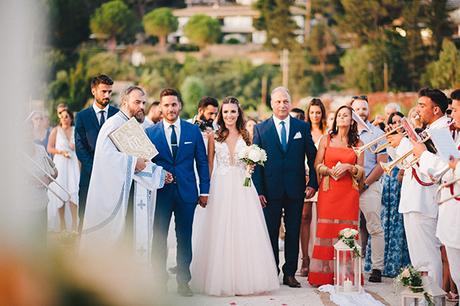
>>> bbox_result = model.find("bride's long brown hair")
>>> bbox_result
[215,96,251,145]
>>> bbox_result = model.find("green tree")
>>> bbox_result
[423,39,460,89]
[337,0,402,46]
[143,8,178,48]
[48,0,106,51]
[89,0,136,50]
[254,0,299,50]
[183,14,221,49]
[180,76,207,117]
[85,52,137,81]
[308,15,337,85]
[138,69,167,99]
[340,45,380,92]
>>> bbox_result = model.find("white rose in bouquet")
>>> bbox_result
[248,149,261,163]
[343,230,353,239]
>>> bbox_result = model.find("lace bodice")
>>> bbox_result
[214,137,247,175]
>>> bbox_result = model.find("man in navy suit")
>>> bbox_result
[146,88,210,297]
[253,86,318,288]
[75,74,118,224]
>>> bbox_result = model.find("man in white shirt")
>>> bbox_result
[390,88,450,287]
[75,74,119,228]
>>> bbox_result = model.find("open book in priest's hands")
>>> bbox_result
[109,117,158,160]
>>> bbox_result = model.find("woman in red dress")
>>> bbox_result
[308,105,364,286]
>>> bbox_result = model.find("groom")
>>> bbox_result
[146,88,210,296]
[253,86,318,288]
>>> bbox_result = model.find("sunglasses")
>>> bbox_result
[352,95,368,101]
[447,109,452,115]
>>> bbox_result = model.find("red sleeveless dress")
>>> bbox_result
[308,136,360,286]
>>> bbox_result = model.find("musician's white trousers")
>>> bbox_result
[445,246,460,289]
[403,212,442,287]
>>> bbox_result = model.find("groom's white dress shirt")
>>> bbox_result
[162,118,181,155]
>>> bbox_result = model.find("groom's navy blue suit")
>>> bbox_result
[146,119,209,285]
[253,116,318,277]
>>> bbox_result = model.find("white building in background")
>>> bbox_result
[169,1,306,45]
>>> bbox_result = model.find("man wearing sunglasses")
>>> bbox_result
[351,95,387,283]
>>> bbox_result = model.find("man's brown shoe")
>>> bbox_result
[283,275,301,288]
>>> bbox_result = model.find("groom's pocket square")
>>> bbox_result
[293,132,302,139]
[184,141,193,145]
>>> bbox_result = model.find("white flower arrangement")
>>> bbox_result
[395,265,434,306]
[238,144,267,187]
[338,228,361,257]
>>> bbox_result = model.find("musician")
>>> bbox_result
[413,89,460,292]
[390,88,449,287]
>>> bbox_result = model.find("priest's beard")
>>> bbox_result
[134,111,144,123]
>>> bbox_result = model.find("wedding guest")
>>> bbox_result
[326,110,335,131]
[75,74,118,226]
[290,108,305,121]
[253,86,318,288]
[352,96,387,283]
[309,105,364,286]
[144,100,162,127]
[47,109,80,233]
[299,98,327,276]
[368,111,410,277]
[245,117,258,142]
[384,102,401,121]
[31,111,51,153]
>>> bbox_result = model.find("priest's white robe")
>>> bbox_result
[80,112,165,261]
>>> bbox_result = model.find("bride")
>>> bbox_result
[191,96,279,296]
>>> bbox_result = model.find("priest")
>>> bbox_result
[80,86,172,261]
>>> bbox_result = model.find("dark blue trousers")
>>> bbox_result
[152,184,196,285]
[263,193,303,276]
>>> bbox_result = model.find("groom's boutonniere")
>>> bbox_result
[238,144,267,187]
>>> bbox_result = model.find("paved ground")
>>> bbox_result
[164,247,414,306]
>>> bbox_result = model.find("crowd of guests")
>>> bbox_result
[26,74,459,303]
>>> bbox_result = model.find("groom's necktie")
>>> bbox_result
[99,110,105,127]
[170,125,178,159]
[280,121,287,152]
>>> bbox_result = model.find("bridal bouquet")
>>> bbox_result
[338,228,361,257]
[395,265,433,306]
[238,144,267,187]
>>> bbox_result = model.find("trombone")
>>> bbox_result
[436,176,460,205]
[24,152,71,204]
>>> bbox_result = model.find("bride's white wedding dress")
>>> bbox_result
[191,137,279,296]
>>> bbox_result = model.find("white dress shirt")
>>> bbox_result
[272,115,290,145]
[92,102,109,123]
[163,118,181,154]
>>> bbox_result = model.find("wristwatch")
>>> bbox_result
[362,183,369,191]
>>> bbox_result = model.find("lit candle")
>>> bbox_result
[343,278,353,292]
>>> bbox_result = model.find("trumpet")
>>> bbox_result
[380,150,416,175]
[352,124,404,156]
[24,152,71,204]
[436,176,460,205]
